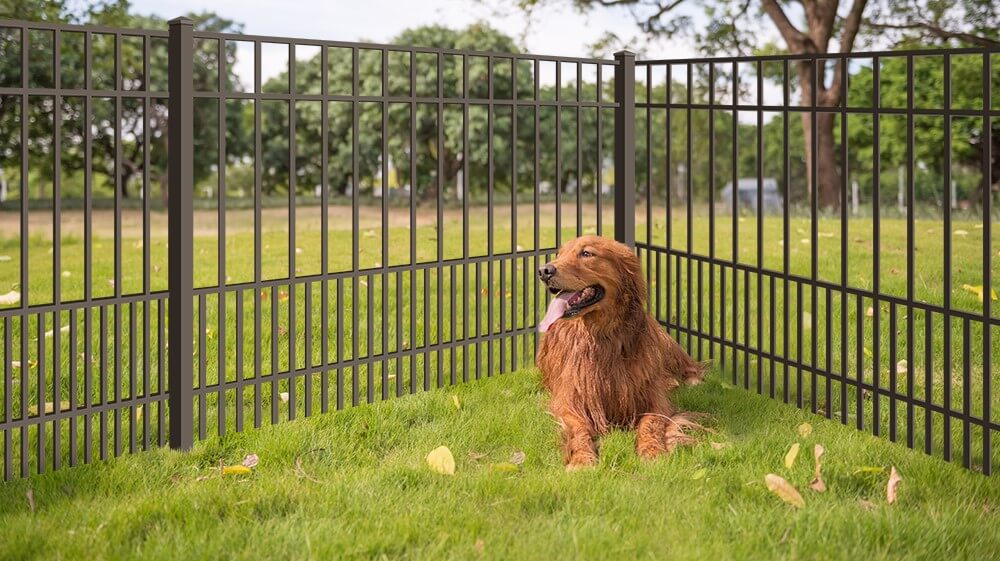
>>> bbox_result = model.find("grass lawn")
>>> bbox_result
[0,369,998,560]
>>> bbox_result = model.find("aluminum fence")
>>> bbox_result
[0,16,996,479]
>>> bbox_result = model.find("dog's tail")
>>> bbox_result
[682,360,710,386]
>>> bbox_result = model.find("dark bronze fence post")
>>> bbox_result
[167,16,194,450]
[614,50,636,248]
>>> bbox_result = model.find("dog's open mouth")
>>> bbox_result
[539,285,605,332]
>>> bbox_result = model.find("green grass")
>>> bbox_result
[1,205,999,470]
[0,370,998,560]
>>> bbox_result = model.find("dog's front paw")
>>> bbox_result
[565,453,598,471]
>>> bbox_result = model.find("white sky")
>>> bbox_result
[129,0,700,61]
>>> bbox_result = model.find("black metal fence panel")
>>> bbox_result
[634,50,998,475]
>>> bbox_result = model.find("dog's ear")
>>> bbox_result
[616,245,647,308]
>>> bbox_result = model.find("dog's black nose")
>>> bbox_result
[538,263,556,282]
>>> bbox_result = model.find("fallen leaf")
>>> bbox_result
[489,462,519,472]
[809,444,826,492]
[510,451,526,465]
[0,255,10,262]
[962,284,997,303]
[278,291,289,302]
[134,405,143,422]
[895,359,908,375]
[784,443,800,469]
[765,473,805,508]
[26,489,35,513]
[61,271,71,278]
[295,247,303,254]
[29,401,70,415]
[279,392,289,403]
[859,499,876,511]
[44,325,71,338]
[242,454,259,469]
[954,229,969,236]
[467,451,488,461]
[221,465,251,475]
[801,312,812,330]
[800,238,810,244]
[710,441,729,450]
[426,446,456,475]
[474,538,485,553]
[452,395,462,410]
[852,466,886,475]
[863,347,873,358]
[0,290,21,306]
[797,422,813,438]
[886,466,902,504]
[866,306,874,317]
[293,449,325,483]
[691,467,707,480]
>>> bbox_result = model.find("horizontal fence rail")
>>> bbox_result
[0,16,996,479]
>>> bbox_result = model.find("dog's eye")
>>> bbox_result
[580,250,593,258]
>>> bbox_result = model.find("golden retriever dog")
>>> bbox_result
[535,236,705,469]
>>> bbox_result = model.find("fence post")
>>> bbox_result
[613,50,636,248]
[167,16,194,450]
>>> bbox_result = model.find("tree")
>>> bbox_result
[509,0,996,210]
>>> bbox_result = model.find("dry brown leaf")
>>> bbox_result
[784,443,801,469]
[865,306,874,317]
[886,466,902,504]
[0,290,21,306]
[426,446,456,475]
[467,451,488,461]
[809,444,826,492]
[895,359,908,375]
[293,449,325,483]
[765,473,805,508]
[710,441,729,450]
[510,451,526,465]
[26,489,35,513]
[474,538,485,554]
[859,499,876,511]
[242,454,259,469]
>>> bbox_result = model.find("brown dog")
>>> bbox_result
[535,236,705,469]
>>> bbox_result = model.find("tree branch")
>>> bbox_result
[865,20,1000,49]
[760,0,812,53]
[824,0,867,105]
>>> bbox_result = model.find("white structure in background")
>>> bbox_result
[372,154,409,198]
[851,180,860,215]
[0,171,6,202]
[601,156,613,195]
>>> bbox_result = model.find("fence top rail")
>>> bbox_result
[0,17,167,37]
[192,29,618,66]
[637,45,1000,66]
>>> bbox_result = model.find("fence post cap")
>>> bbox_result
[614,50,637,58]
[168,16,194,26]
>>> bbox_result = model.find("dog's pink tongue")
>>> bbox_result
[539,295,570,333]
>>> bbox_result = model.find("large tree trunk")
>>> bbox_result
[798,67,842,210]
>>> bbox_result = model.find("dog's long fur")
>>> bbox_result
[535,236,705,468]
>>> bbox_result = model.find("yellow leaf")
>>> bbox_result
[865,306,874,317]
[784,443,800,469]
[797,422,812,438]
[962,284,997,302]
[809,444,826,492]
[801,312,812,331]
[886,466,902,504]
[278,392,289,403]
[222,465,252,475]
[426,446,456,475]
[765,473,805,508]
[134,405,143,422]
[691,467,707,480]
[451,395,461,410]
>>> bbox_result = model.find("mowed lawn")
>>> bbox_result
[1,203,1000,559]
[0,371,998,560]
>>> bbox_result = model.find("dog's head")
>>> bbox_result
[537,236,645,330]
